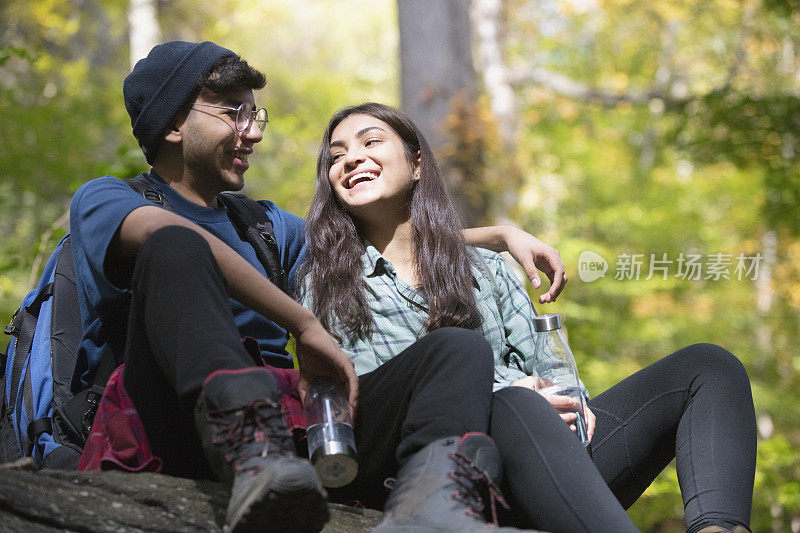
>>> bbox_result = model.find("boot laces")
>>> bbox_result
[448,450,510,525]
[206,398,294,473]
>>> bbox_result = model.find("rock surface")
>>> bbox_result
[0,459,382,532]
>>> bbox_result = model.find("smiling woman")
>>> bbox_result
[296,102,757,533]
[326,114,421,245]
[303,102,482,341]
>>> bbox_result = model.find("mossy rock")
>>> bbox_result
[0,459,382,532]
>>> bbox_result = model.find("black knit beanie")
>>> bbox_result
[123,41,236,164]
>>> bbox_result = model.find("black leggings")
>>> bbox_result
[491,344,756,533]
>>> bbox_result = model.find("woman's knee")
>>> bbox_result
[677,343,749,381]
[661,343,751,395]
[425,327,493,360]
[493,385,563,427]
[420,327,494,377]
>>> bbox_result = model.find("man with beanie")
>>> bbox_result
[68,40,567,532]
[69,41,355,532]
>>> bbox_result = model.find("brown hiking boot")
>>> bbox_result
[374,432,544,532]
[195,368,328,533]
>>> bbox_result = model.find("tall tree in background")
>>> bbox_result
[128,0,161,68]
[397,0,489,227]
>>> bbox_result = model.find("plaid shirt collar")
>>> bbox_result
[362,242,391,277]
[362,241,480,290]
[362,242,430,310]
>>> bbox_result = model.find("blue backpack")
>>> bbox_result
[0,175,287,469]
[0,235,86,468]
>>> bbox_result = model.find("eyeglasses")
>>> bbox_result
[192,102,269,132]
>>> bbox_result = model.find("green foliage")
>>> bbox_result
[1,1,798,529]
[505,0,800,528]
[0,1,131,313]
[0,0,397,315]
[753,436,800,530]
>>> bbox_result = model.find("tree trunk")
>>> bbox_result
[755,229,777,366]
[398,0,486,226]
[128,0,162,69]
[470,0,515,144]
[470,0,520,226]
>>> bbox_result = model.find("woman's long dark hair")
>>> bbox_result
[297,102,482,341]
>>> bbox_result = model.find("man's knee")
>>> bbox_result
[136,225,214,274]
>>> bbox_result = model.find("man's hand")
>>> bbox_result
[461,225,567,303]
[294,318,358,417]
[503,226,567,304]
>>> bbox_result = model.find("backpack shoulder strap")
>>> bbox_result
[469,248,504,326]
[217,193,287,293]
[125,174,174,211]
[5,277,54,428]
[124,177,286,292]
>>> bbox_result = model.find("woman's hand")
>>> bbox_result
[543,396,595,442]
[512,375,553,390]
[293,317,359,417]
[503,226,567,304]
[513,376,576,425]
[584,404,596,442]
[513,376,594,441]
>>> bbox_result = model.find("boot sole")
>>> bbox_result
[374,525,440,533]
[374,525,476,533]
[375,524,527,532]
[226,464,329,533]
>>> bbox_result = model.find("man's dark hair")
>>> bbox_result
[201,55,266,95]
[176,56,267,125]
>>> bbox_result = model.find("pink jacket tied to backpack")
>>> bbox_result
[79,364,308,472]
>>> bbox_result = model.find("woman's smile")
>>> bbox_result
[328,114,419,216]
[345,170,380,190]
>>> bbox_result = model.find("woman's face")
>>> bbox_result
[327,113,419,218]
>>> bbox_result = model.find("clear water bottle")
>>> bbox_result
[305,380,358,487]
[532,313,591,452]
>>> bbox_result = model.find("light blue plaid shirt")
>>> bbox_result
[301,244,588,396]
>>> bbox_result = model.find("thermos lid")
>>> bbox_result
[533,313,561,332]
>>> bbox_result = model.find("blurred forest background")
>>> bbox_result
[1,0,799,530]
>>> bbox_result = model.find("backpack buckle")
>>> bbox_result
[4,310,20,336]
[143,189,166,206]
[81,392,102,438]
[257,227,276,245]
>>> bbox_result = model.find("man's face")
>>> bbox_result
[180,88,263,195]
